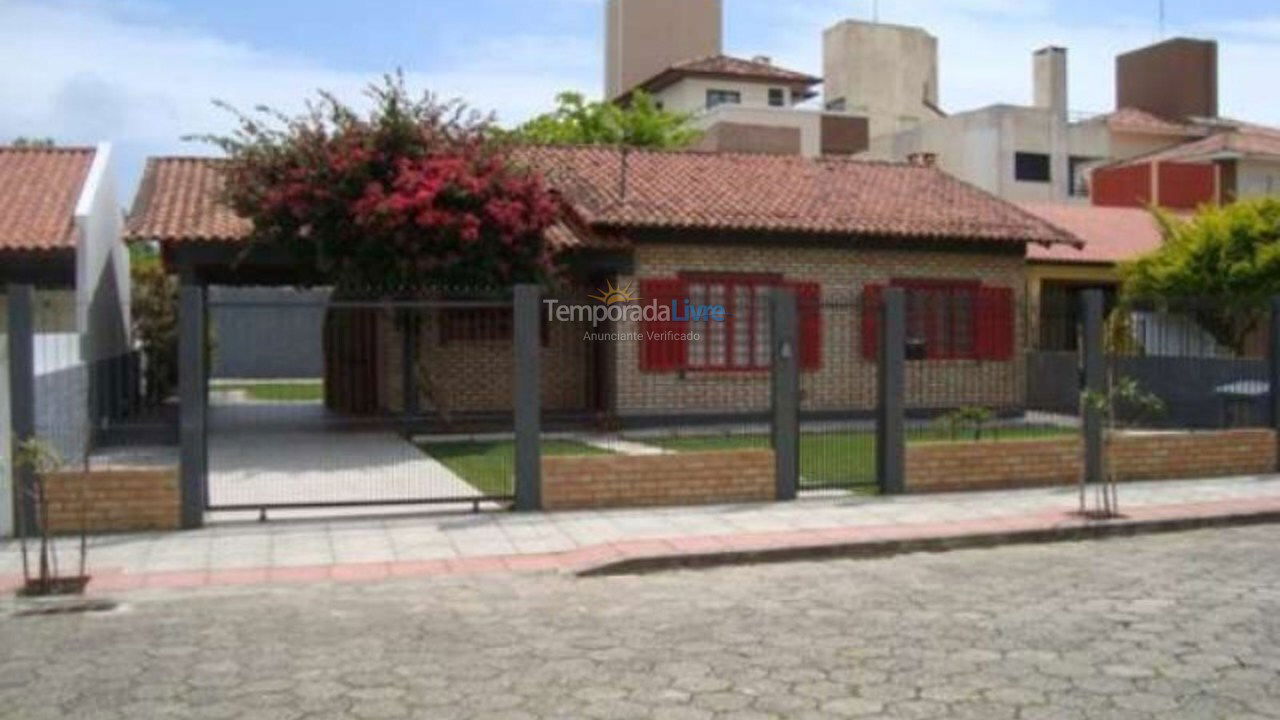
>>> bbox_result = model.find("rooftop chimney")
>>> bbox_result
[752,55,773,66]
[907,152,937,168]
[1116,38,1218,119]
[1033,46,1068,121]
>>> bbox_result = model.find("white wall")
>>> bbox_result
[867,103,1111,203]
[1238,159,1280,198]
[74,142,130,362]
[655,77,796,115]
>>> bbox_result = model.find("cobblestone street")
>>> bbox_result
[2,526,1279,719]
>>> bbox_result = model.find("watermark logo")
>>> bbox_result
[544,282,727,341]
[588,280,639,306]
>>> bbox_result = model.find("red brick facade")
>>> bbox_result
[373,240,1028,419]
[612,241,1027,415]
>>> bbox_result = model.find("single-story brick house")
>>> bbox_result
[126,147,1076,424]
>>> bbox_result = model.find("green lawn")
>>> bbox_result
[419,440,610,497]
[650,426,1076,491]
[213,382,324,402]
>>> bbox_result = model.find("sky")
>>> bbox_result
[2,0,1278,204]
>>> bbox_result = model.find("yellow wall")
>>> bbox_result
[1026,261,1119,347]
[1026,262,1119,307]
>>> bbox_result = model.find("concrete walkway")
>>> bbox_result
[205,403,484,513]
[2,474,1279,593]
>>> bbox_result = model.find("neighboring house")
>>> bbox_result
[1091,123,1280,208]
[1019,203,1166,350]
[620,54,868,158]
[0,144,130,536]
[126,148,1075,424]
[605,0,868,158]
[865,36,1245,205]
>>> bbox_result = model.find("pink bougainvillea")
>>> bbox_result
[204,75,561,293]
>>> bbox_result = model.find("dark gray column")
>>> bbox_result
[1080,289,1105,487]
[770,288,799,501]
[513,285,541,511]
[7,284,37,534]
[876,287,906,495]
[178,281,207,529]
[1269,297,1280,458]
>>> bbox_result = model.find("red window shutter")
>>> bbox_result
[640,277,686,372]
[861,284,885,360]
[976,286,1015,361]
[790,281,822,371]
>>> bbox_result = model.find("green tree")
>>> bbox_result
[507,91,699,148]
[1120,197,1280,354]
[129,243,179,403]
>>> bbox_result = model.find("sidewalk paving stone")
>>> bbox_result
[1,474,1280,593]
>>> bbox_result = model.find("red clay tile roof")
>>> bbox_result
[1101,107,1206,137]
[126,156,251,243]
[1116,127,1280,166]
[1021,203,1165,265]
[0,146,95,251]
[518,146,1078,245]
[128,147,1077,248]
[622,54,820,100]
[669,54,819,85]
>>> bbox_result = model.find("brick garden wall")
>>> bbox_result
[39,468,180,533]
[542,449,775,510]
[906,429,1277,493]
[615,239,1028,415]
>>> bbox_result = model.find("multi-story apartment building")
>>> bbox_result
[604,0,869,157]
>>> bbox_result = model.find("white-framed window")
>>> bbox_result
[706,89,742,110]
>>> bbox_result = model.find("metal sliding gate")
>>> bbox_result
[202,289,518,515]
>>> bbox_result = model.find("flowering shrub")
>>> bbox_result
[197,74,561,292]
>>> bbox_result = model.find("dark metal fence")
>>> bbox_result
[13,278,1280,532]
[1028,296,1273,430]
[202,290,518,515]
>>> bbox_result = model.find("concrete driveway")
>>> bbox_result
[206,401,489,517]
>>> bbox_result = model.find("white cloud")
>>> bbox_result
[1,0,1277,205]
[0,0,592,195]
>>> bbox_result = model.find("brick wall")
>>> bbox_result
[377,308,591,415]
[615,240,1027,414]
[906,429,1277,493]
[365,239,1027,419]
[542,449,775,510]
[39,468,180,533]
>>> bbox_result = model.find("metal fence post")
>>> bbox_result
[771,288,799,501]
[178,281,207,529]
[876,287,906,494]
[8,284,37,534]
[513,284,541,511]
[1270,297,1280,461]
[1081,289,1105,487]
